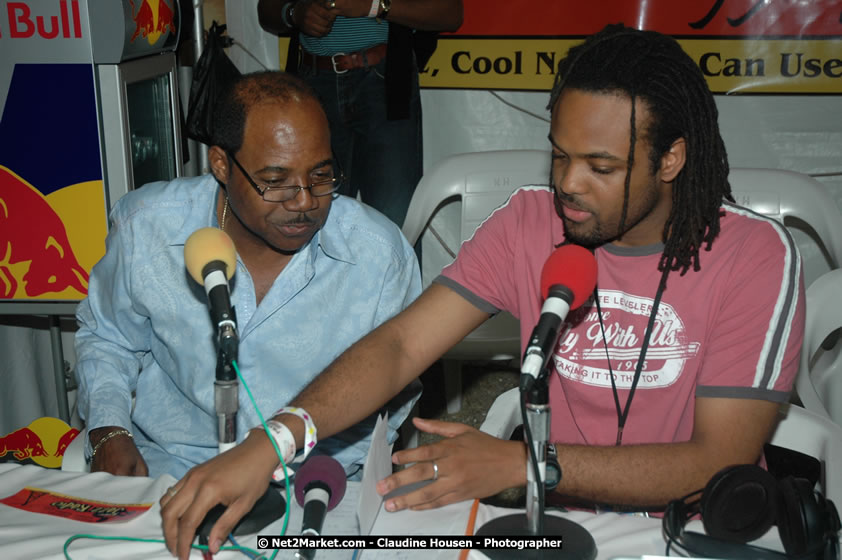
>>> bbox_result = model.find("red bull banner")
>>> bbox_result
[0,63,106,301]
[277,0,842,93]
[0,1,180,304]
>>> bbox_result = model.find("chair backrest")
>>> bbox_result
[403,149,550,246]
[407,161,841,270]
[797,269,842,424]
[768,404,842,504]
[728,168,842,271]
[403,150,550,362]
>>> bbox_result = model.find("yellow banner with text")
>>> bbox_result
[277,36,842,94]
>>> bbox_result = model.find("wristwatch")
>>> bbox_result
[376,0,391,23]
[545,443,562,491]
[281,1,296,29]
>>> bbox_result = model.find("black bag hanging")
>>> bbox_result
[186,21,241,146]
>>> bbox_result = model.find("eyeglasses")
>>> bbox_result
[228,152,343,203]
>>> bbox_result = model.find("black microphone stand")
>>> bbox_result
[196,313,286,539]
[476,366,596,560]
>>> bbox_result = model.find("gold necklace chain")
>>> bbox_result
[221,196,229,231]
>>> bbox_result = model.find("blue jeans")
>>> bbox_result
[301,58,423,229]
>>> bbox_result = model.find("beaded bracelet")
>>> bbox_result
[90,428,132,460]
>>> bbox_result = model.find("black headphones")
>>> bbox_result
[663,464,840,559]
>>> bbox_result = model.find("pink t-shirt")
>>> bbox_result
[438,187,805,446]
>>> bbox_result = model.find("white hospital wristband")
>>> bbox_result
[248,420,296,482]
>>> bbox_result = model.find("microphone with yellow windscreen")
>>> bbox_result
[184,227,237,285]
[185,227,240,451]
[185,233,286,538]
[184,227,238,359]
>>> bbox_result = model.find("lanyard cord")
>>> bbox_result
[594,265,671,445]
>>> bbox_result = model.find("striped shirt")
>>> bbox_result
[300,16,389,56]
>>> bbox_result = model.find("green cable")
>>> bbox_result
[232,358,291,560]
[62,359,295,560]
[62,533,269,559]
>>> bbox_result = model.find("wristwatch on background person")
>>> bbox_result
[281,1,296,29]
[376,0,391,23]
[545,443,561,491]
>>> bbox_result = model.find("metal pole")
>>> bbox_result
[49,316,71,423]
[192,0,209,175]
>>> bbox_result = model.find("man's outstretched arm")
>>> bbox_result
[374,395,782,512]
[160,283,489,559]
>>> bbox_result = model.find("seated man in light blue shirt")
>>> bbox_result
[74,70,421,479]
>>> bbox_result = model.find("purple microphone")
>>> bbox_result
[294,455,347,559]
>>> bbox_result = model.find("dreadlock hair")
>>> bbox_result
[211,70,323,156]
[548,23,733,277]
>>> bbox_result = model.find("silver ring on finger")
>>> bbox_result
[431,460,439,481]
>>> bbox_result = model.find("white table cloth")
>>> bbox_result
[0,463,793,559]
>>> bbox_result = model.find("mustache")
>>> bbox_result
[278,213,317,226]
[554,190,589,212]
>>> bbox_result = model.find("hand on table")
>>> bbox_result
[159,432,279,560]
[376,418,527,511]
[89,426,148,476]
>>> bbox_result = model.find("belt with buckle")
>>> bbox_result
[302,43,387,74]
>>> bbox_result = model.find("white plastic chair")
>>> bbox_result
[768,404,842,504]
[797,269,842,425]
[403,150,551,413]
[728,169,842,424]
[728,168,842,271]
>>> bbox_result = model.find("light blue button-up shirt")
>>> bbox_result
[75,174,421,478]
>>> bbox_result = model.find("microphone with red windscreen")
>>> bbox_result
[520,244,598,391]
[294,455,347,559]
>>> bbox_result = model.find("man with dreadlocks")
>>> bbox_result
[162,24,804,557]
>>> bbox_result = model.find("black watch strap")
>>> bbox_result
[545,443,562,491]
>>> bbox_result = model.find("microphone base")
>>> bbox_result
[196,485,285,539]
[475,513,596,560]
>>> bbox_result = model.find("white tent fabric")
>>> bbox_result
[1,1,839,433]
[223,0,842,286]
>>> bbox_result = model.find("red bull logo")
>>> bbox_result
[0,166,89,298]
[1,0,83,39]
[0,417,79,468]
[56,427,81,457]
[0,428,48,461]
[128,0,176,45]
